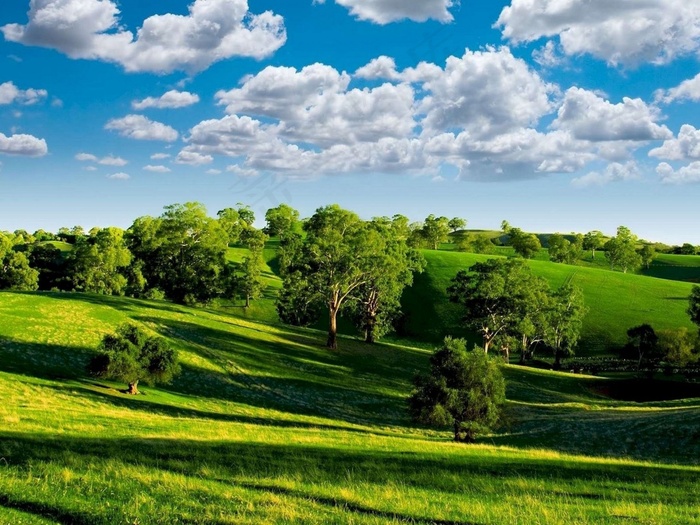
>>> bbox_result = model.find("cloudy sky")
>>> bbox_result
[1,0,699,244]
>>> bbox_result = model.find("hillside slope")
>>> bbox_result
[1,291,699,524]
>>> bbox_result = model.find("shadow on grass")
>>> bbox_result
[0,494,95,525]
[1,432,697,513]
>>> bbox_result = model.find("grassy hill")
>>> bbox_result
[0,291,699,524]
[400,250,697,353]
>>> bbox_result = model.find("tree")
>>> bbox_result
[657,328,699,367]
[68,227,131,295]
[408,337,506,443]
[0,233,38,291]
[448,258,540,354]
[583,231,605,260]
[127,203,229,304]
[279,205,377,349]
[604,226,642,273]
[625,324,659,369]
[688,285,700,331]
[544,284,586,369]
[548,233,571,263]
[507,228,541,259]
[471,234,494,254]
[422,215,451,250]
[87,324,180,394]
[680,243,697,255]
[448,217,467,233]
[236,228,268,308]
[639,244,656,270]
[264,204,300,241]
[28,243,67,290]
[348,216,424,343]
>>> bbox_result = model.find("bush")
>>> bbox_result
[408,337,506,442]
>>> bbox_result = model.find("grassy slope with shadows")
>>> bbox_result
[0,291,699,524]
[400,250,697,352]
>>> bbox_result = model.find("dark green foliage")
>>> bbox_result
[87,324,180,394]
[264,204,300,241]
[276,271,321,326]
[421,215,451,250]
[68,227,131,295]
[623,324,659,368]
[687,285,700,330]
[0,232,38,291]
[657,328,699,367]
[544,284,586,368]
[639,244,656,269]
[506,227,541,259]
[409,337,506,442]
[28,243,68,290]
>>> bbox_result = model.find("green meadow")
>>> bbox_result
[2,243,700,524]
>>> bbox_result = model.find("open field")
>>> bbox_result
[400,250,697,353]
[1,291,699,524]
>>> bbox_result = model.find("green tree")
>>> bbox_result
[348,216,424,343]
[688,285,700,331]
[604,226,642,273]
[408,337,506,443]
[507,227,541,259]
[279,205,381,349]
[422,214,451,250]
[680,243,697,255]
[625,324,659,369]
[657,328,699,367]
[544,284,586,369]
[264,204,300,242]
[583,230,604,260]
[639,244,656,269]
[448,258,539,354]
[236,228,268,308]
[547,233,571,263]
[127,203,229,304]
[68,227,132,295]
[87,324,180,394]
[0,233,38,291]
[28,243,67,290]
[448,217,467,233]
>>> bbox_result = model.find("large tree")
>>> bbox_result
[409,337,506,443]
[264,204,300,242]
[448,258,541,354]
[544,284,586,369]
[68,227,132,295]
[348,216,424,343]
[127,202,229,304]
[507,227,541,259]
[625,324,659,369]
[87,324,180,395]
[604,226,642,273]
[583,230,605,260]
[422,214,451,250]
[0,232,38,291]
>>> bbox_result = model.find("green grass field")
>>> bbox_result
[1,290,699,524]
[400,250,697,353]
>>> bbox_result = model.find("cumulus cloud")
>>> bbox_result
[655,73,700,104]
[150,152,170,160]
[0,132,48,156]
[143,164,171,173]
[132,90,200,110]
[354,55,400,80]
[175,150,213,165]
[0,81,47,105]
[649,125,700,161]
[552,87,672,142]
[227,164,259,177]
[657,162,700,184]
[2,0,287,74]
[315,0,454,24]
[105,115,178,142]
[496,0,700,66]
[571,161,640,187]
[418,47,557,138]
[75,152,128,166]
[106,172,130,180]
[532,41,562,68]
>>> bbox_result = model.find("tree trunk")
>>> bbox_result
[554,351,562,370]
[245,294,250,308]
[327,306,338,349]
[364,313,377,344]
[127,380,139,395]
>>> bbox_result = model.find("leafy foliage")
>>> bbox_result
[87,323,180,394]
[605,226,642,273]
[409,337,506,442]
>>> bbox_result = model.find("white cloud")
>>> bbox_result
[132,90,200,110]
[0,132,48,156]
[105,115,178,142]
[655,73,700,104]
[354,56,400,80]
[143,164,171,173]
[150,152,170,160]
[106,172,130,180]
[657,162,700,184]
[315,0,454,24]
[2,0,286,75]
[532,41,562,68]
[418,47,557,138]
[0,81,47,105]
[496,0,700,66]
[552,87,672,142]
[649,125,700,161]
[571,161,640,187]
[206,168,222,175]
[175,150,213,165]
[226,165,259,177]
[76,152,128,165]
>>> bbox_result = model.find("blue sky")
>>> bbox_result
[1,0,699,244]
